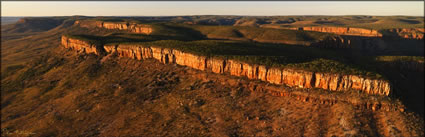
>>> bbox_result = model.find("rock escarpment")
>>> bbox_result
[310,35,351,48]
[61,36,102,55]
[74,20,153,34]
[385,28,424,40]
[62,36,392,96]
[275,26,382,37]
[311,35,389,51]
[273,26,424,40]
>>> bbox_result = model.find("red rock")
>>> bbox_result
[61,36,99,55]
[207,58,226,74]
[282,69,314,88]
[62,35,393,96]
[258,66,268,81]
[301,26,382,37]
[75,20,153,34]
[266,67,282,84]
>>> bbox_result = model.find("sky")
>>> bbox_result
[2,1,424,17]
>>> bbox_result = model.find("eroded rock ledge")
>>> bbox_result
[386,28,424,40]
[271,26,424,40]
[74,20,153,34]
[269,26,382,37]
[62,35,392,96]
[61,36,100,54]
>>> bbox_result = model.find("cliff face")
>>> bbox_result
[62,36,392,96]
[279,26,382,37]
[61,36,100,55]
[314,73,391,95]
[74,20,153,34]
[311,35,389,51]
[311,35,351,48]
[386,28,424,40]
[275,26,424,40]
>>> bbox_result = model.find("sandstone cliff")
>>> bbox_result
[385,28,424,40]
[310,35,351,48]
[62,36,392,96]
[268,26,424,40]
[61,36,101,55]
[310,35,390,51]
[270,26,382,37]
[74,20,153,34]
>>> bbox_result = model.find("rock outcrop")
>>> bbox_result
[74,20,153,34]
[271,26,424,40]
[61,36,101,55]
[62,36,392,96]
[310,35,390,51]
[385,28,424,40]
[275,26,382,37]
[311,35,351,48]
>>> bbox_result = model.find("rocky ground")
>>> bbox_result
[1,48,423,136]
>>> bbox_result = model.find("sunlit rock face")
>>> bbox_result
[75,20,153,34]
[62,36,392,96]
[279,26,382,37]
[278,26,423,40]
[61,36,100,55]
[282,69,314,88]
[386,28,424,39]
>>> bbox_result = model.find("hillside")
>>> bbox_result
[1,17,23,25]
[1,16,424,136]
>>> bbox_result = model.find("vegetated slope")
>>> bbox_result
[190,25,331,45]
[1,16,424,136]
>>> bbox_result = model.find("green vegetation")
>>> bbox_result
[190,25,333,42]
[63,33,157,45]
[375,56,424,62]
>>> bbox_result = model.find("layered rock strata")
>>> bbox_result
[61,36,102,55]
[62,36,392,96]
[268,26,424,40]
[272,26,382,37]
[74,20,153,34]
[310,35,351,48]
